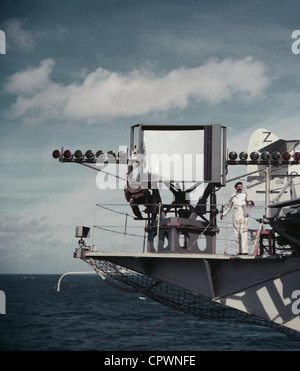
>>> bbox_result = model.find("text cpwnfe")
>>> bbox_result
[104,355,196,368]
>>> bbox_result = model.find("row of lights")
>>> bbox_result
[52,149,128,161]
[228,151,300,162]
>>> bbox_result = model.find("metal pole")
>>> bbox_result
[143,220,147,253]
[265,165,271,219]
[57,271,96,292]
[156,202,162,252]
[224,222,228,254]
[91,204,97,252]
[123,213,128,252]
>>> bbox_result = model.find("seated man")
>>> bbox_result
[124,174,150,219]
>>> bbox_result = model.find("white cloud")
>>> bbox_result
[3,18,34,52]
[0,176,144,273]
[0,214,60,271]
[6,57,270,124]
[6,58,55,95]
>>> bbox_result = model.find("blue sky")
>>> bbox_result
[1,0,300,273]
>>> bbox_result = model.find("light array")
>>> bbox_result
[52,149,128,163]
[227,150,300,164]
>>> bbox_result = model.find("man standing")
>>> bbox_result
[220,182,249,255]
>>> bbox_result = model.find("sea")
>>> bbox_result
[0,274,299,352]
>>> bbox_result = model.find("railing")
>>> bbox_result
[56,271,96,292]
[87,202,284,256]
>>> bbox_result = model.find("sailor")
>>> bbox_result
[220,182,249,255]
[124,172,149,220]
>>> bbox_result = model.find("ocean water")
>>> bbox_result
[0,274,299,352]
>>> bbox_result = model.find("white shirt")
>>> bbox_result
[222,192,248,220]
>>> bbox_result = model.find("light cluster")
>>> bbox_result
[227,151,300,164]
[52,149,128,163]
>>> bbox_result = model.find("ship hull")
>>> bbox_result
[85,251,300,333]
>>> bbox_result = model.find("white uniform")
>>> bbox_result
[222,192,248,254]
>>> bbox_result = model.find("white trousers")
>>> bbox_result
[233,217,248,254]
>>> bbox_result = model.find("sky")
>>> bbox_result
[1,0,300,273]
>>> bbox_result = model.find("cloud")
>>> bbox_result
[3,18,34,52]
[0,174,144,273]
[6,59,55,95]
[5,57,270,124]
[0,214,55,247]
[0,214,60,271]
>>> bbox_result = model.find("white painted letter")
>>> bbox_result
[291,290,300,315]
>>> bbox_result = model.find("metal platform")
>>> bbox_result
[85,251,278,260]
